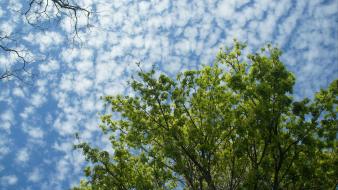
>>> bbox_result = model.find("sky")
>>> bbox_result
[0,0,337,189]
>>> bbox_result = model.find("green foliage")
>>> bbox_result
[73,41,337,190]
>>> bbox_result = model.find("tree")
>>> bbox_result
[73,41,337,190]
[0,0,90,81]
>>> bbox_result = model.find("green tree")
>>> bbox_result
[73,41,337,190]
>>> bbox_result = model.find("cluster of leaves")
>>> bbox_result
[74,41,337,190]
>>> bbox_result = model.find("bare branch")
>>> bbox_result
[0,34,34,82]
[0,0,91,82]
[24,0,91,41]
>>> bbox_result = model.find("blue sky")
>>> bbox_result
[0,0,337,189]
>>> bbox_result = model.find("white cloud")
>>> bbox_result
[39,60,60,73]
[74,76,93,96]
[61,17,73,33]
[28,127,44,139]
[12,87,25,98]
[53,141,73,152]
[55,159,70,181]
[22,125,44,140]
[0,110,14,133]
[24,31,64,51]
[28,168,42,182]
[216,0,236,18]
[0,135,11,159]
[1,175,18,186]
[0,22,14,35]
[76,60,93,74]
[31,94,46,107]
[53,116,78,136]
[16,148,30,163]
[20,106,34,120]
[61,48,80,63]
[59,74,74,92]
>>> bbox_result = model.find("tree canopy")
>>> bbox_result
[73,41,337,190]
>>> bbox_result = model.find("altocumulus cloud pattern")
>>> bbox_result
[0,0,337,189]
